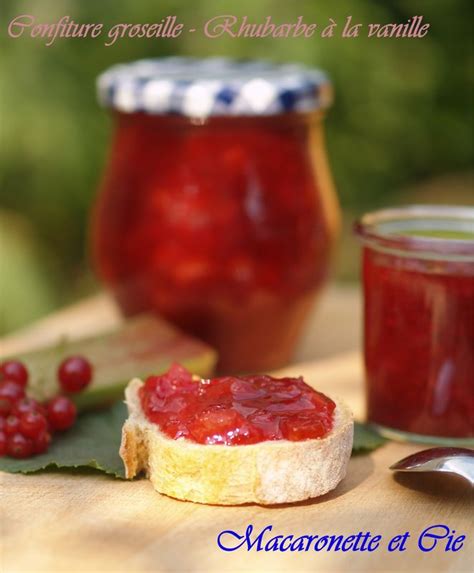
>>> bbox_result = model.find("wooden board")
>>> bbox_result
[1,352,472,572]
[0,285,363,363]
[1,291,472,572]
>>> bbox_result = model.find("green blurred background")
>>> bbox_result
[1,0,473,335]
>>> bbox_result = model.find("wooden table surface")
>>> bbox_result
[1,287,472,573]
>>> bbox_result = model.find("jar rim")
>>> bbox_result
[354,205,474,261]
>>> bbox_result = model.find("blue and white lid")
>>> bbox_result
[97,57,332,118]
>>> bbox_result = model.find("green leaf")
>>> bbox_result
[352,421,387,454]
[0,401,127,478]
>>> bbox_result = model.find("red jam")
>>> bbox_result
[139,364,336,445]
[357,208,474,440]
[93,112,338,372]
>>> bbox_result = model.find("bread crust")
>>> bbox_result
[120,378,354,505]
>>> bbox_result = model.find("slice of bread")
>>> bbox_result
[120,378,354,505]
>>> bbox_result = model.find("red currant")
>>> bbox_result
[0,380,25,402]
[58,356,93,393]
[0,360,28,386]
[4,415,21,436]
[0,417,5,431]
[33,431,52,454]
[12,397,46,417]
[47,396,77,431]
[0,430,6,456]
[19,411,48,439]
[0,396,13,417]
[7,433,34,458]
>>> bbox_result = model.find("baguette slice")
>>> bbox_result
[120,378,354,505]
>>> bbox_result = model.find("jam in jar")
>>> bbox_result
[139,363,336,445]
[93,58,339,372]
[355,206,474,444]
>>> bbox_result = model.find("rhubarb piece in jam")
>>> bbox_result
[356,207,474,441]
[139,364,336,445]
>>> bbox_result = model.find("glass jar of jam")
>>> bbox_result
[355,206,474,444]
[93,58,339,373]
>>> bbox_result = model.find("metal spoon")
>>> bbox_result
[390,447,474,486]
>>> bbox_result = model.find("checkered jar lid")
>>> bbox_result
[97,57,332,118]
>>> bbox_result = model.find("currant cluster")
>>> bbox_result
[0,356,93,459]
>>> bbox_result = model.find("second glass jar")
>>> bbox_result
[355,206,474,444]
